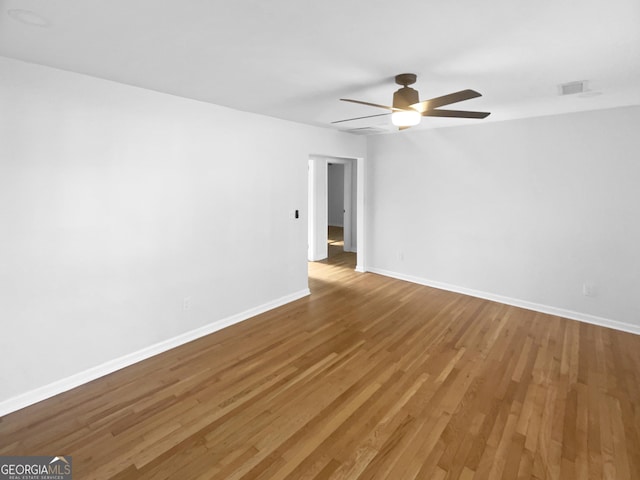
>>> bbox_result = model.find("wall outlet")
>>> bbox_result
[183,296,192,311]
[582,283,595,297]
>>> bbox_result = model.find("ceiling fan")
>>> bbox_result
[333,73,490,130]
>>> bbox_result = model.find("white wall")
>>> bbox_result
[367,106,640,331]
[328,163,344,227]
[0,56,365,407]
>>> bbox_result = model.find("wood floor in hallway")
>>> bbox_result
[1,251,639,479]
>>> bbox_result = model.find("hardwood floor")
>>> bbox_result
[327,226,346,261]
[1,252,640,479]
[328,226,344,250]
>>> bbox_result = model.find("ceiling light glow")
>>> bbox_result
[391,110,421,127]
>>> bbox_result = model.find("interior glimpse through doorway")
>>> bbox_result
[328,226,345,257]
[325,226,356,271]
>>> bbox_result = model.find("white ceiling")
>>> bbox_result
[1,0,639,133]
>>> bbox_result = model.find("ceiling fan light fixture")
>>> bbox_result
[391,109,421,127]
[335,74,490,129]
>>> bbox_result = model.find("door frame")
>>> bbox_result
[308,154,365,271]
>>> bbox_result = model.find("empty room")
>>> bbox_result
[1,1,639,479]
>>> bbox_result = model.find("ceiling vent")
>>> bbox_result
[344,126,389,135]
[559,80,587,96]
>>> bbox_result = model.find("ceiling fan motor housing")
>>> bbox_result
[393,86,419,110]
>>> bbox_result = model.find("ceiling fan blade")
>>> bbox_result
[399,126,412,131]
[411,89,482,113]
[331,112,391,124]
[340,98,403,112]
[422,109,491,119]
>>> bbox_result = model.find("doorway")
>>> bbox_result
[307,155,364,271]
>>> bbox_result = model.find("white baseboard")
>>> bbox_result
[367,267,640,336]
[0,289,310,417]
